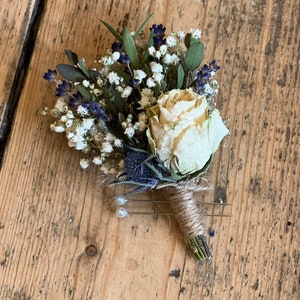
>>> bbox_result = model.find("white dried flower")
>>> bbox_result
[65,119,73,128]
[112,51,120,61]
[105,133,115,142]
[159,45,167,55]
[152,73,164,83]
[54,125,65,133]
[166,36,177,47]
[93,88,102,96]
[146,78,156,88]
[114,139,122,147]
[77,105,89,116]
[60,115,68,122]
[121,86,133,98]
[54,98,67,112]
[148,46,156,56]
[190,29,201,39]
[163,53,179,65]
[80,158,90,169]
[124,126,135,138]
[93,156,103,165]
[102,142,113,153]
[82,118,94,130]
[66,110,74,118]
[82,79,90,87]
[150,62,163,73]
[108,71,122,85]
[147,88,229,175]
[176,31,185,39]
[133,70,147,82]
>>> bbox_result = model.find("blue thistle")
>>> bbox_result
[111,147,175,194]
[124,151,156,182]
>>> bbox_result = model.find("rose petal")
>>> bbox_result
[208,109,230,152]
[172,124,213,174]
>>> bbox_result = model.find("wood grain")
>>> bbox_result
[0,0,39,152]
[0,0,299,299]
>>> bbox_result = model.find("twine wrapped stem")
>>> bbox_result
[157,180,212,262]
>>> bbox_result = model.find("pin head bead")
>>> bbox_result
[116,207,128,218]
[113,195,128,206]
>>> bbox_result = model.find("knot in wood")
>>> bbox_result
[85,244,98,257]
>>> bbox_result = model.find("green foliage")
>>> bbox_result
[177,64,185,89]
[133,13,154,39]
[56,64,86,82]
[183,42,204,71]
[99,19,123,41]
[77,58,90,78]
[77,84,93,100]
[140,29,154,67]
[109,86,124,113]
[64,49,79,65]
[123,27,139,69]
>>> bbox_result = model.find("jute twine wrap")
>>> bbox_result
[156,179,213,261]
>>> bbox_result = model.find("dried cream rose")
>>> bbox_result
[146,88,229,176]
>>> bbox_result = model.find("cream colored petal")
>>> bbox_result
[156,132,174,168]
[182,96,207,122]
[159,106,178,123]
[172,125,213,174]
[171,99,196,116]
[146,128,156,154]
[208,109,230,152]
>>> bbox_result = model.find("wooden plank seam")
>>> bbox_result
[0,0,45,168]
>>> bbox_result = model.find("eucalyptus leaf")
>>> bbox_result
[184,42,204,71]
[99,19,123,42]
[77,84,93,100]
[88,69,100,82]
[123,27,139,69]
[118,113,126,123]
[177,64,185,89]
[133,13,154,39]
[77,58,90,78]
[189,37,200,45]
[57,64,87,82]
[64,50,79,65]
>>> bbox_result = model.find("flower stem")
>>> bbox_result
[188,235,212,261]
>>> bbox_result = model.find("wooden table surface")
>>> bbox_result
[0,1,299,299]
